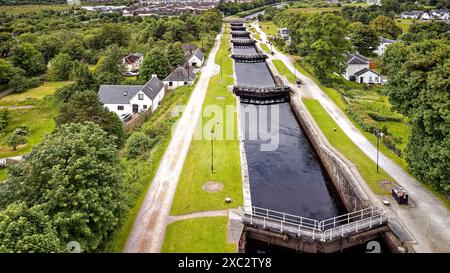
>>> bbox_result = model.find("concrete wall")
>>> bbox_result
[289,95,372,212]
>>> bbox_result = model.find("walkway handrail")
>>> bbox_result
[243,205,388,242]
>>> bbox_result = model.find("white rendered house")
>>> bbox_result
[163,66,196,90]
[98,74,165,116]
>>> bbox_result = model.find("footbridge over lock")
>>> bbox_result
[228,22,400,253]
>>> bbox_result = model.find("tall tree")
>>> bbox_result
[349,22,380,56]
[57,90,124,146]
[166,42,186,67]
[0,122,126,252]
[0,202,63,253]
[370,15,402,40]
[95,44,125,76]
[299,13,351,81]
[381,40,450,193]
[9,43,46,76]
[140,47,171,80]
[47,53,73,81]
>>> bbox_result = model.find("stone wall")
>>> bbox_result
[290,94,372,212]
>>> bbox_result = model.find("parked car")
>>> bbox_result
[296,79,302,86]
[120,113,132,123]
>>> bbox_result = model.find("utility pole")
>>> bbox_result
[376,132,384,173]
[211,128,215,174]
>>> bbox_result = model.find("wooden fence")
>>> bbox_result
[123,107,154,134]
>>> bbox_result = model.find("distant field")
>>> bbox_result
[0,4,73,15]
[0,81,71,103]
[395,19,415,33]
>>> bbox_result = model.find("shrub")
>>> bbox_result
[9,74,41,92]
[125,131,158,159]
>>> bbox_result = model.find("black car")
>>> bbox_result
[296,79,302,86]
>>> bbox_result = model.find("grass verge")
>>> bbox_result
[302,98,391,195]
[170,27,243,216]
[162,217,236,253]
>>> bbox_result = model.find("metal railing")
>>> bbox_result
[242,206,388,242]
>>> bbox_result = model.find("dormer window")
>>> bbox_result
[138,94,144,100]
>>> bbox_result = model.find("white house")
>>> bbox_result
[344,53,381,84]
[374,37,396,56]
[98,74,165,116]
[421,12,432,20]
[186,48,204,67]
[353,68,382,84]
[163,66,196,90]
[278,28,290,40]
[400,11,423,19]
[122,53,144,76]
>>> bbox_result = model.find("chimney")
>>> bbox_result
[151,74,157,79]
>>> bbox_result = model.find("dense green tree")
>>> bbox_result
[370,15,402,40]
[0,108,11,132]
[299,13,351,81]
[0,59,24,85]
[95,44,125,76]
[7,128,28,150]
[125,131,157,160]
[0,202,63,253]
[381,40,450,192]
[47,53,73,81]
[8,74,40,92]
[9,43,46,76]
[60,39,85,61]
[349,22,380,56]
[0,122,126,251]
[71,61,96,89]
[166,42,186,67]
[140,47,171,80]
[57,90,124,146]
[36,35,62,62]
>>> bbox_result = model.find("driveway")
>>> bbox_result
[253,22,450,252]
[124,31,222,253]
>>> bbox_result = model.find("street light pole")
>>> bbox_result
[211,128,215,174]
[376,132,384,173]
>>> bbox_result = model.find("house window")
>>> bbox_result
[118,105,124,111]
[169,82,173,86]
[375,76,379,82]
[143,105,147,109]
[138,94,144,100]
[192,62,197,67]
[369,76,372,82]
[184,81,188,85]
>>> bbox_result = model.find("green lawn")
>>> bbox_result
[170,27,243,216]
[0,168,8,182]
[259,21,278,36]
[103,83,198,253]
[395,19,415,33]
[272,59,297,83]
[162,217,236,253]
[0,4,74,15]
[293,60,410,169]
[302,98,392,195]
[0,81,71,104]
[260,43,271,54]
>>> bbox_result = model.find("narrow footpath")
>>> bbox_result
[252,22,450,252]
[124,31,222,253]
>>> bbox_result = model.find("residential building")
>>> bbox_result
[163,66,196,89]
[186,48,204,68]
[98,74,165,116]
[374,37,395,56]
[122,52,144,76]
[344,53,381,84]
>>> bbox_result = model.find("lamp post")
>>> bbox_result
[376,132,384,173]
[211,128,215,174]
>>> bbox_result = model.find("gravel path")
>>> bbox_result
[253,22,450,252]
[123,31,222,253]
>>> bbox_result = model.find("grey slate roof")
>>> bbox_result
[188,48,204,62]
[98,85,143,104]
[182,44,198,53]
[141,76,165,100]
[98,76,164,104]
[354,68,380,77]
[164,66,196,82]
[380,37,395,44]
[346,53,370,65]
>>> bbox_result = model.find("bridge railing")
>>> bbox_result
[243,206,388,242]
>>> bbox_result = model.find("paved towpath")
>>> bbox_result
[253,22,450,252]
[124,30,222,253]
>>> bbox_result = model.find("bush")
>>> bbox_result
[9,74,41,92]
[7,128,28,150]
[0,108,11,132]
[125,131,158,159]
[367,112,404,122]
